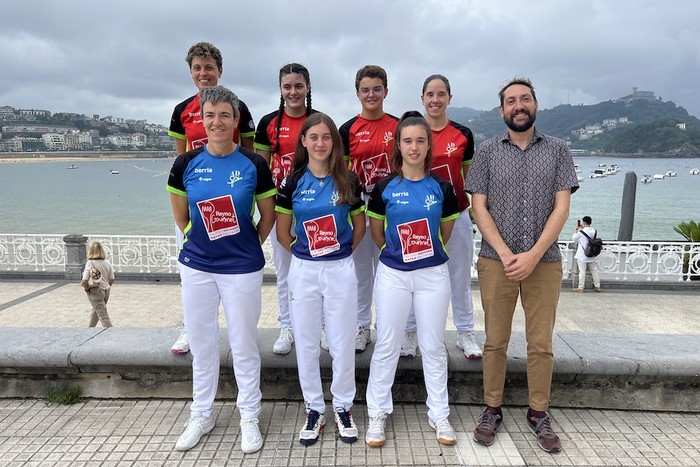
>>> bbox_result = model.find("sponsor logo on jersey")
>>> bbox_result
[271,152,294,187]
[432,164,454,186]
[383,131,394,145]
[396,218,434,263]
[227,170,243,188]
[360,152,391,193]
[303,214,340,257]
[191,137,207,149]
[196,195,240,240]
[423,194,438,210]
[330,190,340,206]
[445,142,458,156]
[194,167,213,173]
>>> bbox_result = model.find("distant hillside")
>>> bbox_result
[604,118,700,155]
[447,106,484,123]
[456,98,700,155]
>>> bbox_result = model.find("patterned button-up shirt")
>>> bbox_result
[465,129,579,262]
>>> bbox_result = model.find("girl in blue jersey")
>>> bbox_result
[275,113,366,446]
[364,111,460,447]
[167,86,276,454]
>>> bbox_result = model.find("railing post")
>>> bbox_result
[63,234,88,280]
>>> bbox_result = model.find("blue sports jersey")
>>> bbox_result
[166,146,277,274]
[367,173,459,271]
[276,168,364,261]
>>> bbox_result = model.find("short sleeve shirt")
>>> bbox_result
[276,168,364,261]
[465,129,579,262]
[368,173,459,271]
[339,113,399,194]
[430,120,475,212]
[166,146,276,274]
[253,109,318,188]
[168,94,255,152]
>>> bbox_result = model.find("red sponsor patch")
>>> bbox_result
[303,214,340,257]
[360,152,391,192]
[196,195,240,240]
[272,151,295,187]
[191,137,207,149]
[431,163,454,186]
[396,218,434,263]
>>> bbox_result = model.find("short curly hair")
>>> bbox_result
[185,42,223,71]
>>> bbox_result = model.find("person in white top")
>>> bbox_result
[572,216,602,292]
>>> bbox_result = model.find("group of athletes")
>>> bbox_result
[165,41,575,456]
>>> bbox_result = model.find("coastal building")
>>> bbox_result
[42,133,66,151]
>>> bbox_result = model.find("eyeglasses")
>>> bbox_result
[359,86,385,96]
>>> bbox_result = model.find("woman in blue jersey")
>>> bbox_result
[364,111,459,448]
[166,86,276,454]
[275,113,365,446]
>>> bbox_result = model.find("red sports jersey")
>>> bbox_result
[169,94,255,152]
[430,120,475,212]
[339,113,399,194]
[254,110,317,188]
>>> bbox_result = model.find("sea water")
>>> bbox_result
[1,156,698,241]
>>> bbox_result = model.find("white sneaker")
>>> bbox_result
[400,331,418,357]
[171,328,190,355]
[320,326,329,351]
[175,415,215,451]
[355,326,371,353]
[299,409,326,446]
[240,418,263,454]
[456,331,482,359]
[273,326,294,355]
[334,409,358,444]
[429,417,457,445]
[365,415,387,447]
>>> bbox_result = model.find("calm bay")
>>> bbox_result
[1,156,698,241]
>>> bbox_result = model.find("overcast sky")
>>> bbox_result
[3,0,699,129]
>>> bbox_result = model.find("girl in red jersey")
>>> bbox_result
[400,75,482,360]
[254,63,317,355]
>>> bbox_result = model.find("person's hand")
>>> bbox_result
[503,251,539,281]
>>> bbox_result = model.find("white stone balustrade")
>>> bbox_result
[1,234,698,283]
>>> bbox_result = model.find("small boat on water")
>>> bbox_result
[65,164,78,169]
[109,169,120,174]
[590,169,607,178]
[665,170,677,177]
[652,173,665,180]
[690,168,700,175]
[641,174,653,184]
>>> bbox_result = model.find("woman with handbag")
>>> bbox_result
[81,241,115,327]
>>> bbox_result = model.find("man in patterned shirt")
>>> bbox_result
[466,77,578,454]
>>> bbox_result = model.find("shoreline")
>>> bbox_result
[0,151,174,163]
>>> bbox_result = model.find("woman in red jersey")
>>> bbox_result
[167,42,256,356]
[254,63,317,355]
[400,75,482,361]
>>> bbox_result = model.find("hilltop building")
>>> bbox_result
[616,87,658,105]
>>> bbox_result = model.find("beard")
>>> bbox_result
[504,109,536,132]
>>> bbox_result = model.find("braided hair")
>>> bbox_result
[274,63,312,155]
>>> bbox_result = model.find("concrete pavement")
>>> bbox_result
[0,280,699,466]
